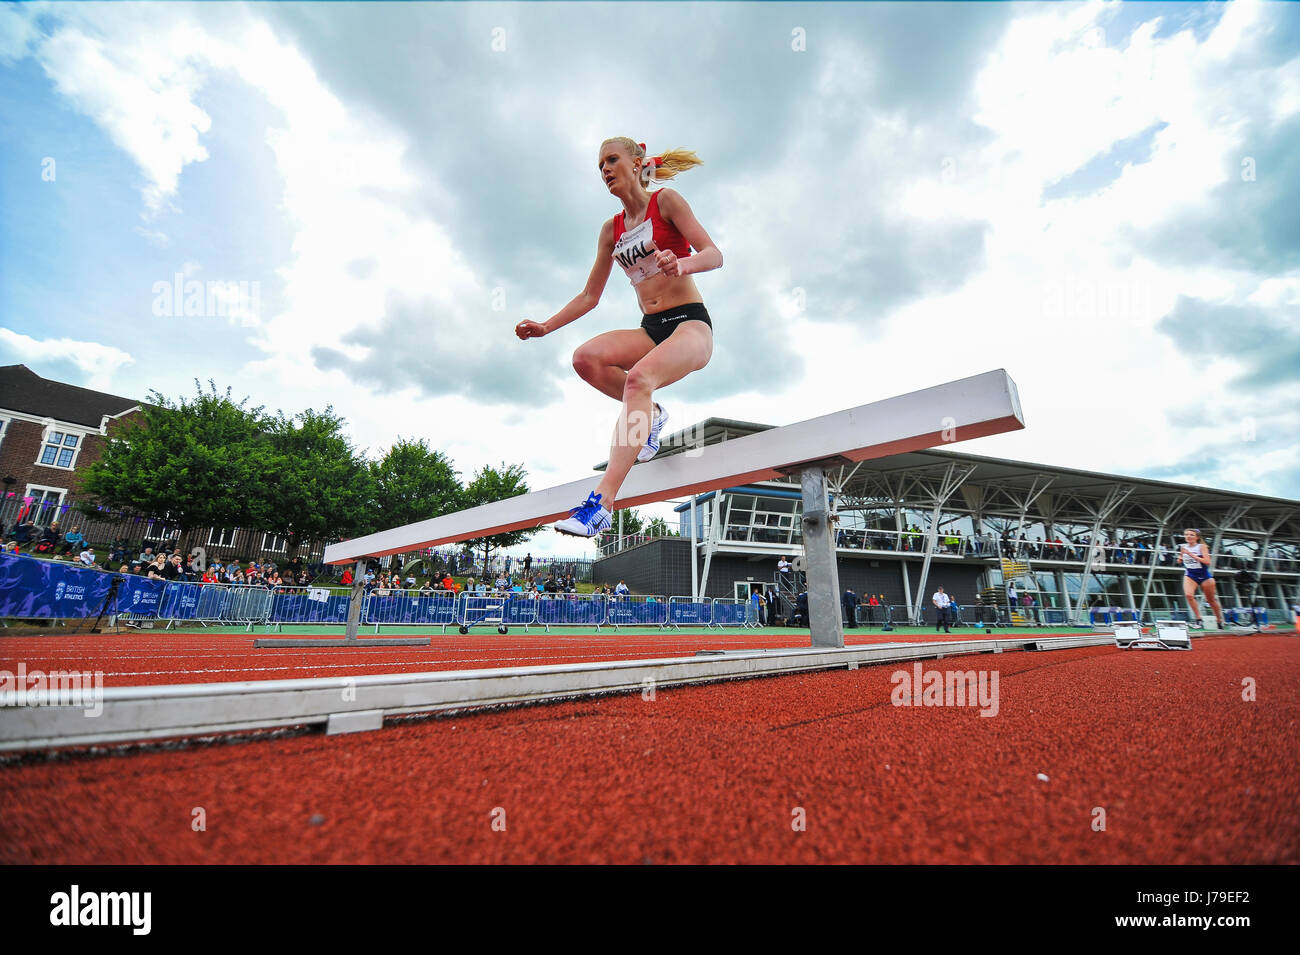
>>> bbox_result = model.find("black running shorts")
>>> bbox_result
[640,303,712,346]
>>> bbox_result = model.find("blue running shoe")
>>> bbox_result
[636,403,668,463]
[554,492,613,537]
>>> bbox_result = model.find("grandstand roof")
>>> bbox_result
[0,365,140,429]
[633,416,1298,533]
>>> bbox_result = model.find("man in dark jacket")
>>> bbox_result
[842,588,858,628]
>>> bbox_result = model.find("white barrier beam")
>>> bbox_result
[324,369,1024,564]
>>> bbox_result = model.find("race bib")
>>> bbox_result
[612,218,661,285]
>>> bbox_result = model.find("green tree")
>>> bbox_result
[596,507,645,548]
[262,407,375,557]
[462,462,536,574]
[645,516,677,537]
[368,438,463,532]
[81,381,271,552]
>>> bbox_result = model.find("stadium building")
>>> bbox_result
[593,417,1300,627]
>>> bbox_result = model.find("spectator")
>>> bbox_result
[62,525,86,556]
[932,585,952,633]
[161,554,183,581]
[777,556,792,586]
[1022,592,1039,625]
[78,547,98,568]
[3,541,19,555]
[39,522,61,553]
[11,520,36,545]
[767,590,782,626]
[614,580,630,597]
[795,591,809,628]
[1007,581,1018,612]
[866,593,881,625]
[973,593,985,626]
[841,587,857,629]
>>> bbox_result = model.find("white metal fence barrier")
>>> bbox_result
[267,585,353,629]
[117,582,277,630]
[604,594,669,628]
[363,589,461,631]
[457,593,539,633]
[223,585,275,630]
[667,596,712,629]
[709,597,755,629]
[532,593,607,631]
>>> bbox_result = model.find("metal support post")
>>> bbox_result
[1071,486,1133,625]
[345,559,365,643]
[801,466,844,649]
[909,464,975,624]
[1138,497,1188,621]
[689,496,699,602]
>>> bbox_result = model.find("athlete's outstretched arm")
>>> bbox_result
[516,220,616,340]
[653,188,723,277]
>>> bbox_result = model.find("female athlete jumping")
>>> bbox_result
[1178,528,1224,629]
[515,137,723,536]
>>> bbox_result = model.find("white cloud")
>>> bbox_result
[0,2,35,63]
[33,13,212,212]
[8,0,1300,537]
[0,329,134,392]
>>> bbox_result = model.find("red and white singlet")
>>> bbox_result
[611,191,693,285]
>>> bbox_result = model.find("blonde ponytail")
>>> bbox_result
[601,137,703,187]
[650,147,703,182]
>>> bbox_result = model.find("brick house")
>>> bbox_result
[0,365,308,563]
[0,365,140,514]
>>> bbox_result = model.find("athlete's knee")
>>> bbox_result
[572,345,602,381]
[624,363,658,397]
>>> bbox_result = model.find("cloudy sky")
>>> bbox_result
[2,0,1298,553]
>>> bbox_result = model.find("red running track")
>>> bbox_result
[0,628,1014,686]
[1,633,1295,864]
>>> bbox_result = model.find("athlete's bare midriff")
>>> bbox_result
[634,272,704,314]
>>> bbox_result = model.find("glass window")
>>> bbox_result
[207,527,238,547]
[39,430,81,468]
